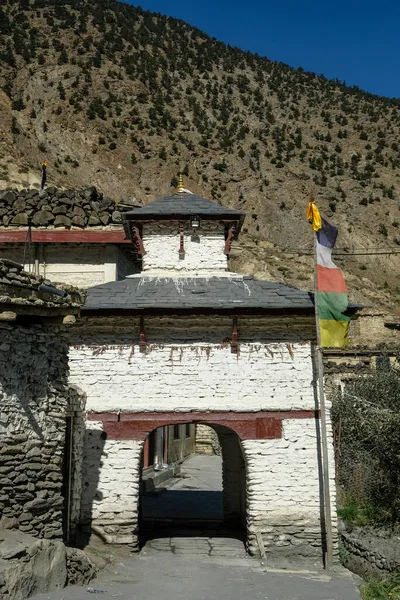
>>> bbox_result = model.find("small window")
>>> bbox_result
[173,424,180,440]
[185,423,191,438]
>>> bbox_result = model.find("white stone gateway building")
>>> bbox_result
[68,183,347,561]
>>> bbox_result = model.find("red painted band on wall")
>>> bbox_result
[87,410,319,441]
[0,230,131,244]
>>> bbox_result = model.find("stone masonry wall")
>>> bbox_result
[195,424,221,455]
[142,221,228,273]
[0,187,126,229]
[243,417,337,558]
[68,315,336,558]
[0,322,83,539]
[80,421,143,546]
[69,317,316,413]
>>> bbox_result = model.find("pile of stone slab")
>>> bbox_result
[0,531,96,600]
[0,259,83,312]
[0,187,136,228]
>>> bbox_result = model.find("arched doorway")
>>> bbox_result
[138,422,247,548]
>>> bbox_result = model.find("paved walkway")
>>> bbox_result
[32,547,361,600]
[141,454,224,523]
[141,454,246,557]
[32,454,361,600]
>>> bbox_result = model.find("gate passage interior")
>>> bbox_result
[138,421,247,546]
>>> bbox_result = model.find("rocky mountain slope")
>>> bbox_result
[1,0,400,307]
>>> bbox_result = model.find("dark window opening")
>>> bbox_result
[173,424,180,440]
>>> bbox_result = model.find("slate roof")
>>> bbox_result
[82,275,315,313]
[122,192,245,220]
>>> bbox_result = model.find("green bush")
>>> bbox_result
[333,368,400,525]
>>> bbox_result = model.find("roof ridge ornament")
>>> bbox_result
[176,173,194,195]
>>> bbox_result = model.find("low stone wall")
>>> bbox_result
[0,258,82,309]
[0,187,134,229]
[195,424,221,455]
[341,529,400,575]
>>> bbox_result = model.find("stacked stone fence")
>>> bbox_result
[0,321,85,541]
[195,424,221,455]
[340,528,400,576]
[0,187,136,229]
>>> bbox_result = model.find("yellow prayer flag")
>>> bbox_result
[306,200,322,232]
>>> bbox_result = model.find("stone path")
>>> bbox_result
[141,454,224,522]
[31,454,361,600]
[141,454,246,556]
[144,534,247,557]
[31,548,361,600]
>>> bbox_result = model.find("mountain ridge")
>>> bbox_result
[1,0,400,308]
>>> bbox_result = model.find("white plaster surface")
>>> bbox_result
[69,341,315,413]
[70,318,335,557]
[243,418,337,552]
[142,223,228,273]
[80,421,143,542]
[0,244,121,288]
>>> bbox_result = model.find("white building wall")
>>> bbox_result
[243,418,337,557]
[69,341,315,413]
[0,244,124,288]
[81,421,143,545]
[142,222,228,273]
[69,316,336,558]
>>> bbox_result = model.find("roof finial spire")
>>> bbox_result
[177,173,184,193]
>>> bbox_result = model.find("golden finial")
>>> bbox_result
[177,173,184,193]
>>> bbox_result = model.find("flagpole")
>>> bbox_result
[313,235,334,570]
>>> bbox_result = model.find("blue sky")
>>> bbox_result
[122,0,400,99]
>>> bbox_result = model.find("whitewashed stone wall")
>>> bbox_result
[69,315,336,558]
[80,421,143,546]
[243,418,337,557]
[142,221,228,273]
[69,336,315,413]
[216,426,246,527]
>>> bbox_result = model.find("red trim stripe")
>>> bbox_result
[317,264,347,293]
[0,230,131,244]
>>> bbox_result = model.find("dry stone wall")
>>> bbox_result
[0,187,130,229]
[195,424,221,455]
[0,322,85,540]
[341,528,400,575]
[0,258,82,310]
